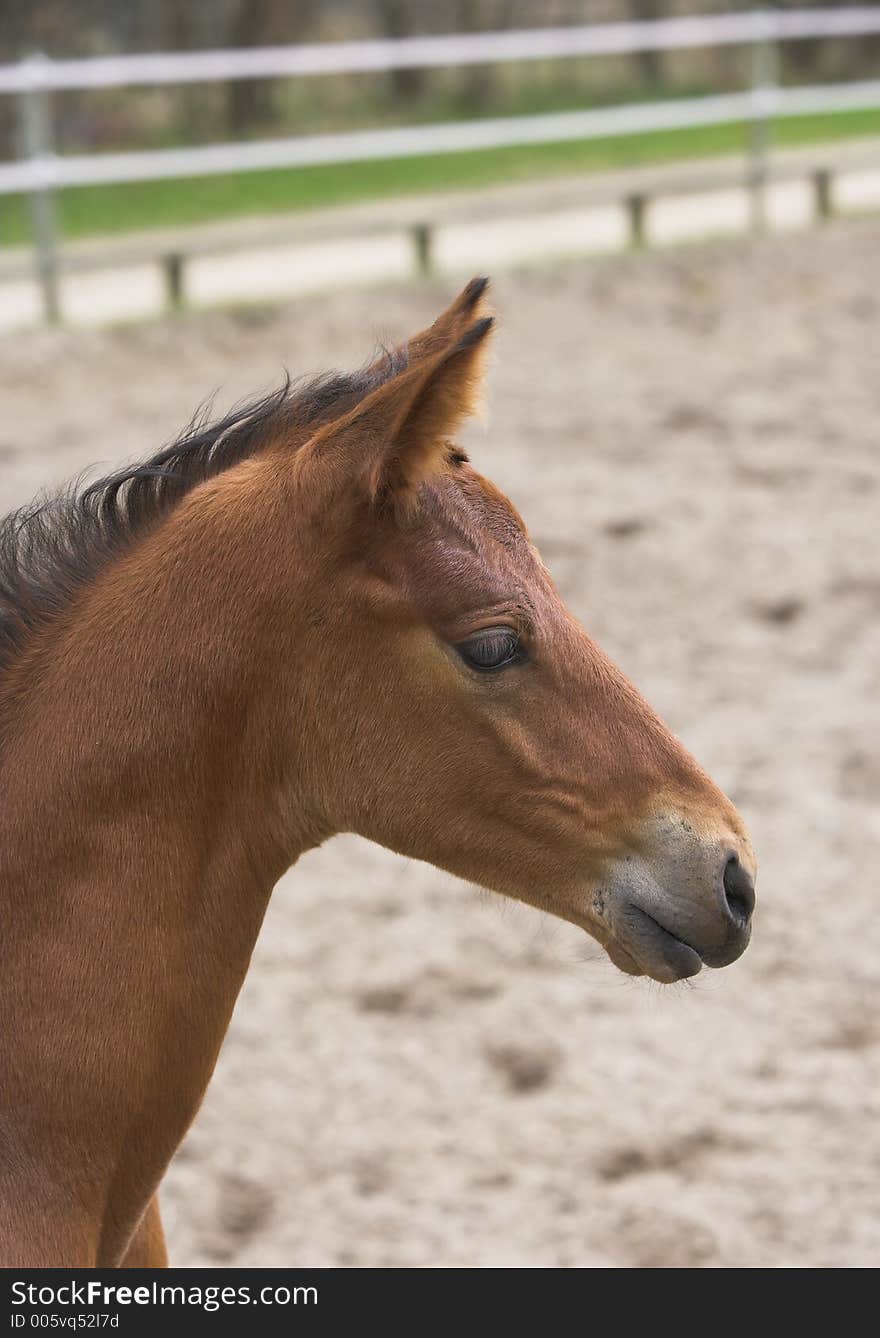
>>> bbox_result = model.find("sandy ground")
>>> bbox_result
[2,220,879,1268]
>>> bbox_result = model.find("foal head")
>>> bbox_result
[285,279,755,983]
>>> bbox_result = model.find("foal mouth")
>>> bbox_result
[589,825,756,984]
[608,904,704,983]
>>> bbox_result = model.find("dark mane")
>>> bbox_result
[0,349,407,676]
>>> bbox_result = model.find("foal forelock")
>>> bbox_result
[0,349,411,682]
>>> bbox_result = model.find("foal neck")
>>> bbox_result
[0,465,321,1264]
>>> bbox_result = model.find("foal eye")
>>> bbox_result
[456,627,522,672]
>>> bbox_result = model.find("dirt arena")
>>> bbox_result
[3,220,878,1268]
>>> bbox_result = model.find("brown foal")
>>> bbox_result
[0,280,755,1266]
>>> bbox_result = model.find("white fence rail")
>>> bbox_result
[3,82,880,196]
[2,8,880,322]
[2,9,880,93]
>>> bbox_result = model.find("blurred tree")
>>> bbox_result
[0,0,28,157]
[227,0,274,134]
[160,0,197,134]
[0,0,29,61]
[777,0,880,83]
[372,1,430,100]
[451,1,516,109]
[626,0,665,87]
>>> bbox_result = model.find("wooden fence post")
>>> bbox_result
[411,222,433,278]
[163,252,185,311]
[813,168,833,223]
[626,193,647,248]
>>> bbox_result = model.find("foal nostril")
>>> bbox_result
[722,855,756,927]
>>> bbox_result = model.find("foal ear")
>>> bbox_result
[404,275,492,365]
[304,313,494,510]
[366,276,492,378]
